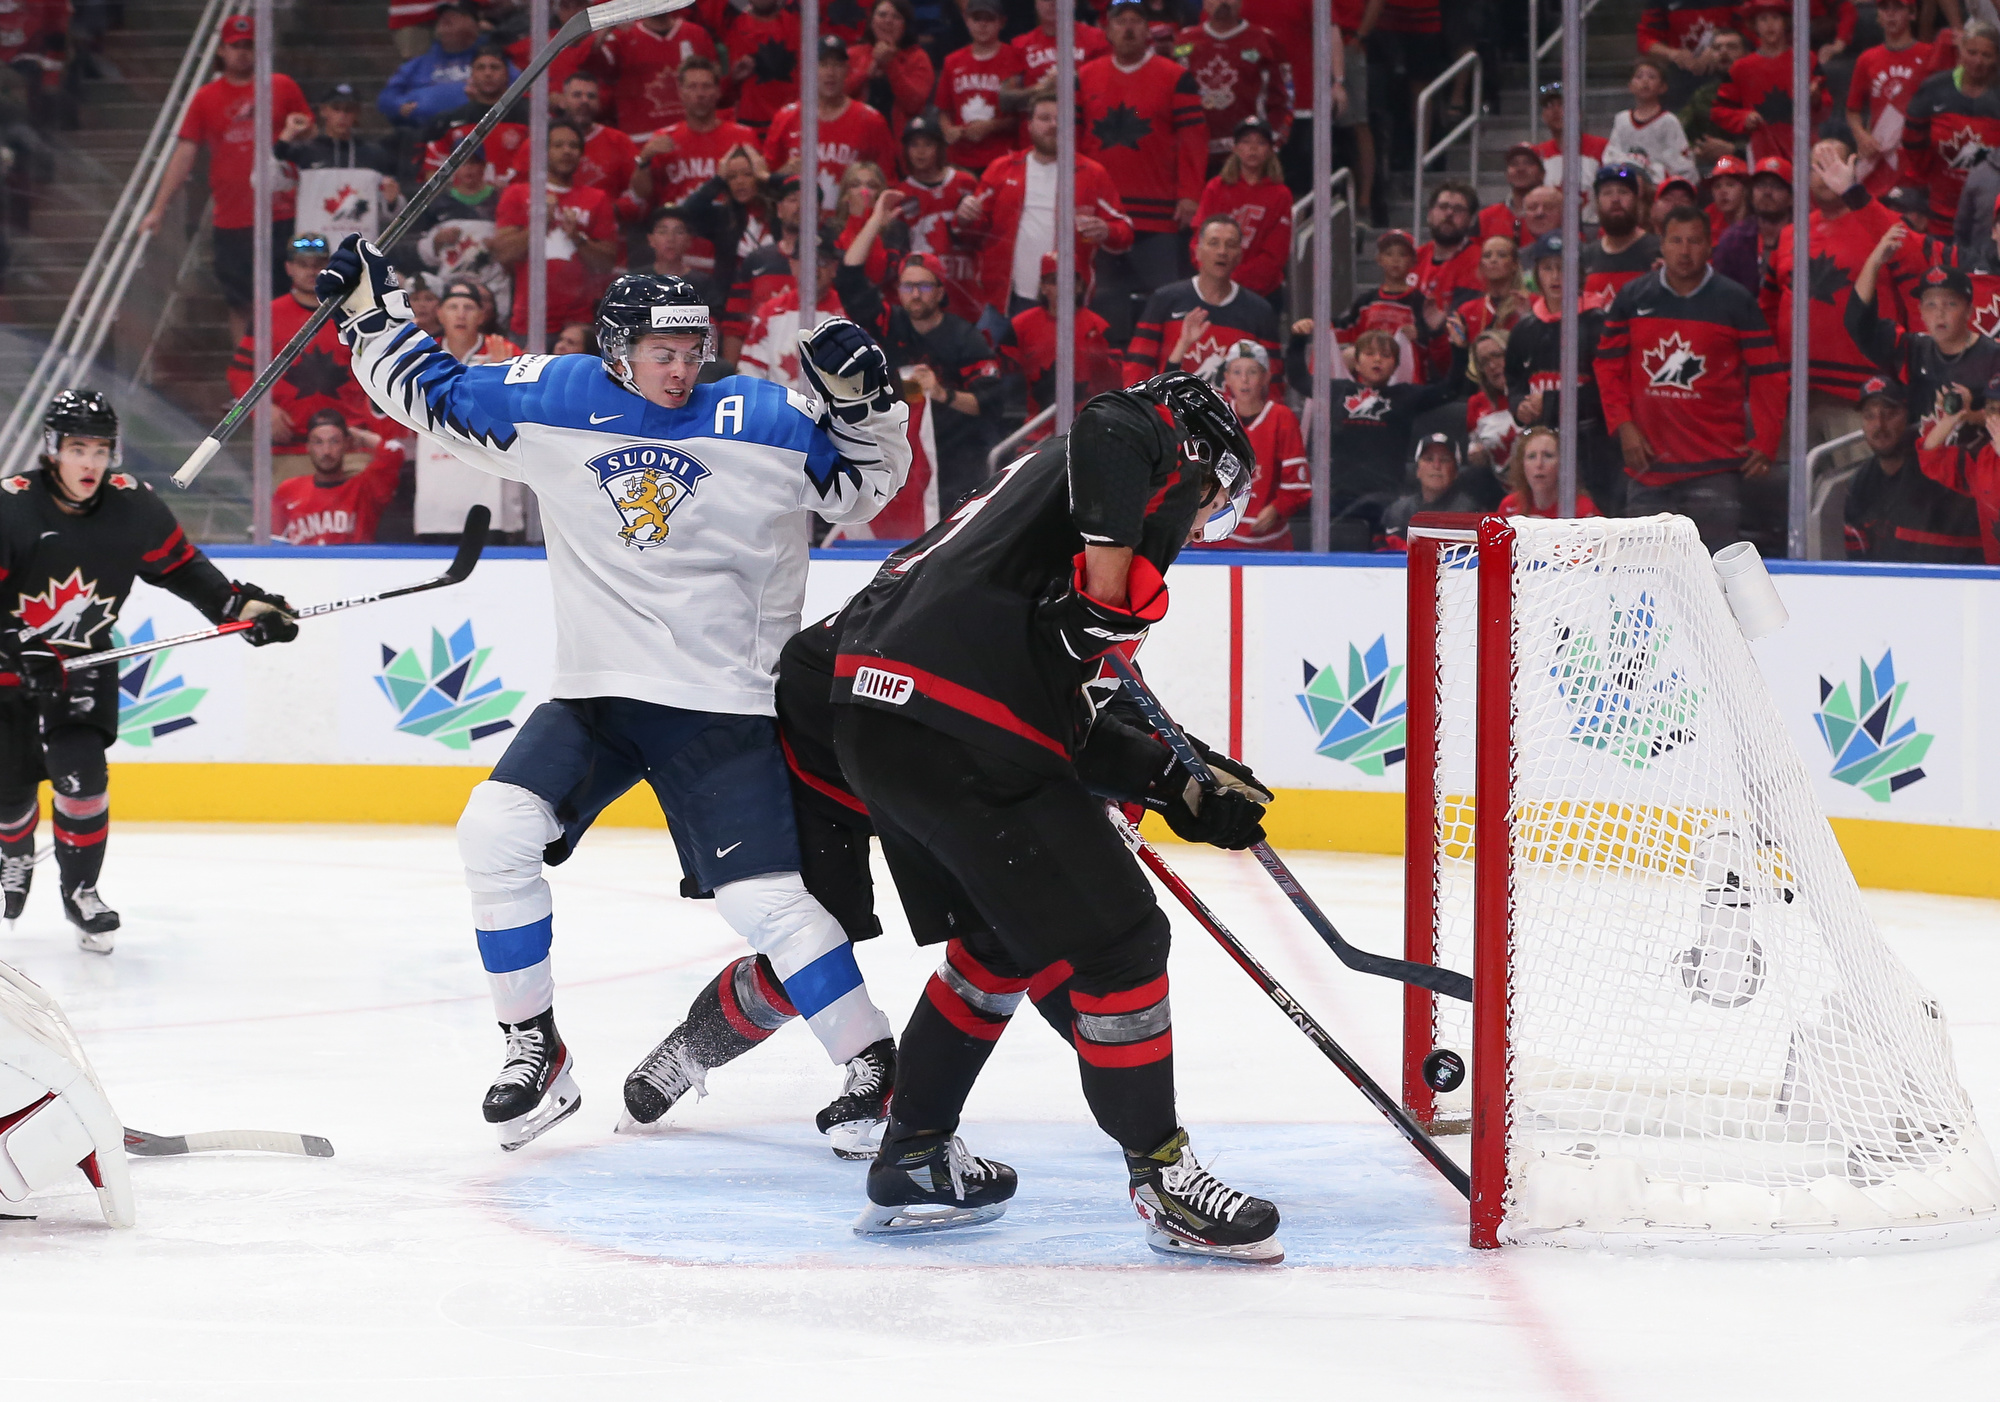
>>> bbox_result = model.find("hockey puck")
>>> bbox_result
[1422,1047,1466,1093]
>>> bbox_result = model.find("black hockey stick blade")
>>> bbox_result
[123,1127,334,1158]
[1101,652,1472,1003]
[445,504,491,583]
[171,0,696,487]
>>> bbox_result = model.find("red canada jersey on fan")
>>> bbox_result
[1076,52,1208,235]
[1173,20,1291,158]
[894,168,984,323]
[589,17,718,136]
[763,99,900,208]
[937,44,1027,173]
[270,443,406,547]
[1012,21,1110,87]
[725,7,803,128]
[641,119,763,209]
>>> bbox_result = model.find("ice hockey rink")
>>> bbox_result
[2,823,1997,1400]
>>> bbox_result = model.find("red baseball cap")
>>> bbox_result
[901,252,948,285]
[1709,155,1752,182]
[220,14,253,42]
[1659,175,1699,200]
[1750,155,1794,184]
[1039,252,1059,277]
[1376,228,1416,254]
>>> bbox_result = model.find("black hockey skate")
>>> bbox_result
[61,883,118,955]
[2,848,33,927]
[482,1009,581,1151]
[619,1025,709,1132]
[1126,1128,1283,1264]
[854,1127,1016,1235]
[816,1037,895,1160]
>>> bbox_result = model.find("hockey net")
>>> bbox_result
[1404,514,2000,1250]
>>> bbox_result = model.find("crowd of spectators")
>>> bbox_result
[48,0,2000,562]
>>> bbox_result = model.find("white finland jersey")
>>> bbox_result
[349,320,911,715]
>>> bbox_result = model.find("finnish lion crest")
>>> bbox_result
[586,443,712,549]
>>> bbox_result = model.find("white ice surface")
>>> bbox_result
[2,825,1998,1400]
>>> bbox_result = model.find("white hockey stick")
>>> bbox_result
[122,1127,334,1158]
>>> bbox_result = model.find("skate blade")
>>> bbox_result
[495,1068,582,1152]
[1143,1222,1285,1265]
[827,1117,884,1161]
[613,1109,673,1136]
[851,1199,1008,1236]
[75,930,114,956]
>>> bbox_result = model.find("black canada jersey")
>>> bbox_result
[1844,288,2000,445]
[0,469,233,657]
[832,390,1206,775]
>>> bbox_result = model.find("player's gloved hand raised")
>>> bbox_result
[1036,553,1169,666]
[798,318,895,425]
[1144,745,1270,851]
[9,641,66,699]
[226,581,299,647]
[316,235,410,339]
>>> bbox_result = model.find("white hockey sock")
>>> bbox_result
[459,781,562,1025]
[713,872,891,1063]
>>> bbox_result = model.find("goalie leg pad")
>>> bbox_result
[0,962,134,1227]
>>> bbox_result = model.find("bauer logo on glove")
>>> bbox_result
[316,235,412,340]
[797,319,896,425]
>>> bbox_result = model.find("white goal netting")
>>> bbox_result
[1411,515,1999,1249]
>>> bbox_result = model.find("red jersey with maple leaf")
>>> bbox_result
[1190,174,1292,298]
[637,118,763,210]
[1761,188,1923,401]
[421,116,530,185]
[1635,4,1741,59]
[271,442,406,546]
[1174,20,1291,159]
[894,167,984,324]
[178,74,311,228]
[228,294,374,443]
[1595,267,1786,482]
[1012,21,1110,87]
[590,17,718,136]
[938,43,1027,174]
[1895,234,2000,339]
[1712,49,1828,166]
[739,282,848,392]
[1901,70,2000,238]
[1077,53,1208,235]
[1847,40,1938,195]
[763,98,900,209]
[725,8,803,129]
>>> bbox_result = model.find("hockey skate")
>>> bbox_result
[482,1009,581,1151]
[2,848,32,930]
[854,1128,1016,1235]
[61,884,118,956]
[816,1037,894,1160]
[618,1026,709,1133]
[1127,1128,1283,1264]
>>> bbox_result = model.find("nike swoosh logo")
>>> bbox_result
[716,841,743,858]
[589,412,622,424]
[39,531,58,539]
[1635,308,1657,316]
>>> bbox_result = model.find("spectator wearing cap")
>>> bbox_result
[493,119,621,348]
[1705,154,1752,242]
[1714,154,1793,297]
[228,233,373,445]
[936,0,1021,175]
[892,114,985,324]
[725,0,804,135]
[1677,27,1749,165]
[1900,189,2000,341]
[626,58,761,215]
[1846,0,1936,200]
[1713,1,1827,166]
[139,16,312,343]
[956,94,1133,338]
[1193,340,1308,549]
[435,278,523,366]
[997,251,1122,426]
[1078,1,1209,343]
[1499,425,1601,520]
[394,156,510,322]
[272,410,407,548]
[587,5,718,142]
[1915,369,2000,562]
[717,169,801,364]
[739,227,857,393]
[1597,204,1785,551]
[1506,233,1614,503]
[848,0,936,147]
[1839,376,1985,562]
[1177,0,1292,175]
[640,207,724,312]
[1124,214,1283,388]
[277,83,401,188]
[1327,228,1425,382]
[1901,19,2000,239]
[765,35,901,210]
[1606,56,1696,186]
[1581,164,1663,302]
[1853,222,2000,453]
[416,45,528,187]
[378,2,487,132]
[1381,434,1493,544]
[1533,81,1606,224]
[1650,175,1700,233]
[1481,145,1547,242]
[1189,117,1292,301]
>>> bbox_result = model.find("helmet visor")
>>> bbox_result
[1197,449,1252,542]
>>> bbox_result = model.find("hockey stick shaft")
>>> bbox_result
[1112,810,1470,1198]
[123,1126,334,1158]
[1102,652,1472,1003]
[170,0,695,488]
[0,506,490,679]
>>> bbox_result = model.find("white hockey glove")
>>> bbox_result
[316,234,411,339]
[0,961,134,1227]
[798,318,896,425]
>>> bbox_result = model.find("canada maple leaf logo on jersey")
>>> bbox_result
[1642,332,1705,390]
[1195,54,1240,111]
[1977,293,2000,338]
[1092,103,1152,151]
[1342,387,1391,422]
[14,568,114,649]
[1939,125,1990,171]
[960,93,997,124]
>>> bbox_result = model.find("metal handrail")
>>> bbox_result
[1799,429,1865,560]
[987,404,1056,475]
[1290,167,1353,336]
[1528,0,1606,137]
[1413,52,1482,227]
[126,208,213,393]
[0,0,243,473]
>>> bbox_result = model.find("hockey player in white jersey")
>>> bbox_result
[316,235,912,1153]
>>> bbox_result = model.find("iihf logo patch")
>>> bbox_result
[586,443,712,549]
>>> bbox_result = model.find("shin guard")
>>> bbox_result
[886,941,1033,1140]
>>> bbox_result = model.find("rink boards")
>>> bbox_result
[97,546,2000,898]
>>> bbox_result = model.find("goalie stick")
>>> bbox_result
[1110,808,1471,1199]
[1103,652,1473,1004]
[170,0,698,488]
[123,1127,334,1158]
[0,506,490,682]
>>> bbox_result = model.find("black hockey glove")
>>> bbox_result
[798,318,895,425]
[226,581,299,647]
[7,641,66,699]
[316,235,411,339]
[1143,735,1272,851]
[1036,553,1170,666]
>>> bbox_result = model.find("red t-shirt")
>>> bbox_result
[937,44,1026,174]
[271,443,406,546]
[1012,22,1110,87]
[178,74,312,228]
[639,118,763,209]
[495,181,621,334]
[724,8,803,129]
[589,17,718,137]
[1847,42,1945,194]
[508,26,593,95]
[763,98,900,208]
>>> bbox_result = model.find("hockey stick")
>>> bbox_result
[169,0,697,489]
[123,1127,333,1158]
[0,505,492,683]
[1103,652,1473,1004]
[1109,808,1471,1199]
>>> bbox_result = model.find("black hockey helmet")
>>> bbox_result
[596,273,713,389]
[1132,369,1254,542]
[41,388,121,469]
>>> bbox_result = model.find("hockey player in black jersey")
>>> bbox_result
[0,391,297,951]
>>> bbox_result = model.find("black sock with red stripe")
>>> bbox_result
[51,790,108,894]
[885,939,1037,1140]
[685,955,799,1068]
[1068,907,1177,1155]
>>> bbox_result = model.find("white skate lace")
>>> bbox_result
[1160,1147,1252,1224]
[493,1025,548,1089]
[70,886,111,919]
[842,1044,889,1099]
[941,1137,994,1200]
[1,853,31,894]
[634,1038,708,1103]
